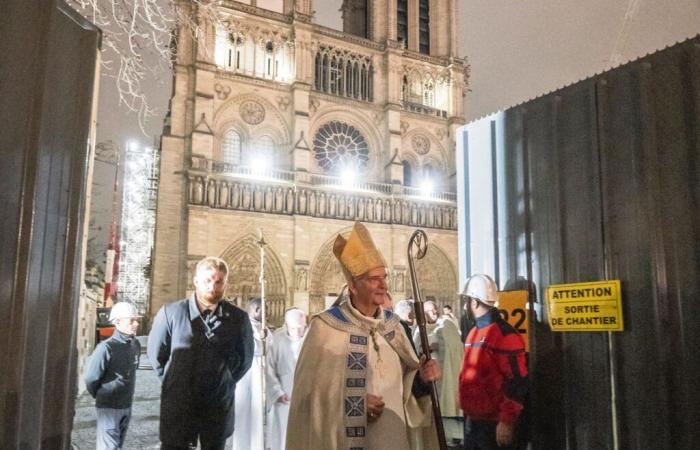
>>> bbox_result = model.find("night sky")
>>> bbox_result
[93,0,700,148]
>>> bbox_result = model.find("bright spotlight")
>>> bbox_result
[421,179,434,196]
[341,167,357,186]
[250,157,269,174]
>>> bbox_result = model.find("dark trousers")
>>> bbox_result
[464,419,517,450]
[161,436,226,450]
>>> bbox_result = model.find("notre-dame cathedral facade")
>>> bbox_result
[150,0,467,325]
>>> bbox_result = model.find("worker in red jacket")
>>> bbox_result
[459,274,528,450]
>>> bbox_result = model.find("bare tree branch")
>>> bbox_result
[68,0,224,134]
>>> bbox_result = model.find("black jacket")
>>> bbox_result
[147,297,254,445]
[84,330,141,409]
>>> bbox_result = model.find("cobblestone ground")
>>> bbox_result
[71,366,161,450]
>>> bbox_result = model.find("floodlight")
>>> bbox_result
[421,179,434,196]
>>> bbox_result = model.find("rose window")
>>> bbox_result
[313,121,369,172]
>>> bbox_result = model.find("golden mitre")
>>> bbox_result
[333,221,386,277]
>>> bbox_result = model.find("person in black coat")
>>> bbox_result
[147,256,254,450]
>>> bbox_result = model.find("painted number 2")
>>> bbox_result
[499,308,527,334]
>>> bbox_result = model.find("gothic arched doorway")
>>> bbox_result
[220,235,288,326]
[308,229,351,314]
[407,243,458,311]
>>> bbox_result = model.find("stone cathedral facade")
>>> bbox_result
[150,0,467,325]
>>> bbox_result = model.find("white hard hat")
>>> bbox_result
[462,274,498,306]
[109,302,142,322]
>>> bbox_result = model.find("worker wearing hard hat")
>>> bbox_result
[84,302,142,450]
[458,274,528,450]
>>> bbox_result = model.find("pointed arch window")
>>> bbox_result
[222,129,242,165]
[312,48,373,102]
[423,81,435,107]
[423,163,439,184]
[255,135,276,164]
[419,0,430,54]
[402,160,413,186]
[315,53,322,90]
[397,0,408,46]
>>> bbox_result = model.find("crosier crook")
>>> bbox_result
[407,229,447,450]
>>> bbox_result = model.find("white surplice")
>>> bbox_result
[266,326,304,450]
[233,318,272,450]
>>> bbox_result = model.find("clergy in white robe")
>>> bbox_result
[266,308,307,450]
[286,221,443,450]
[414,301,464,443]
[233,298,273,450]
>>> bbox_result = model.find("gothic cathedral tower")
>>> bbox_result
[151,0,467,325]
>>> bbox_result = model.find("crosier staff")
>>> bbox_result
[256,230,269,450]
[407,229,447,450]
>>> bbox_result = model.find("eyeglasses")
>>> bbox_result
[359,274,389,285]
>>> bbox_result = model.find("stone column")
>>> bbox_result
[290,26,314,172]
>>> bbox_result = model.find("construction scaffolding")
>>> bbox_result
[117,142,159,315]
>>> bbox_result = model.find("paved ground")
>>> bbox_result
[71,365,161,450]
[71,353,463,449]
[71,358,235,449]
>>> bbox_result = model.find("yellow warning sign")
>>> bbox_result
[497,290,530,352]
[546,280,623,332]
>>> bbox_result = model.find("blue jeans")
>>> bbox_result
[96,407,132,450]
[464,419,517,450]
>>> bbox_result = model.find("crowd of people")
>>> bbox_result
[85,221,528,450]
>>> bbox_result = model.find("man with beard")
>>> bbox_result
[286,221,442,450]
[459,274,528,450]
[148,257,254,450]
[266,308,307,450]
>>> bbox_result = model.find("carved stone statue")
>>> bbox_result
[254,187,264,210]
[265,187,273,212]
[298,189,307,214]
[193,177,204,204]
[394,271,405,293]
[329,194,336,217]
[207,180,217,206]
[308,190,317,216]
[219,181,229,207]
[347,196,355,219]
[275,187,284,212]
[318,192,326,216]
[337,195,346,219]
[230,183,239,209]
[242,184,251,209]
[285,188,294,213]
[296,268,308,291]
[357,197,365,220]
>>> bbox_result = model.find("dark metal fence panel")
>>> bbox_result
[0,1,100,448]
[597,39,700,450]
[503,81,613,450]
[470,35,700,450]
